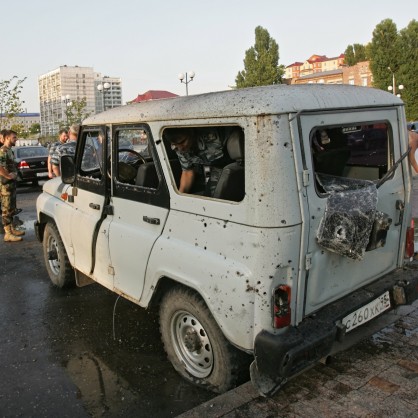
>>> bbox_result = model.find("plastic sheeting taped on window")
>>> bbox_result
[316,174,377,260]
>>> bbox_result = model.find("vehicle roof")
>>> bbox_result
[83,84,403,126]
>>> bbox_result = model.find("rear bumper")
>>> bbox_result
[252,263,418,395]
[17,169,48,182]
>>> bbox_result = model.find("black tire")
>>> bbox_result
[43,222,75,288]
[159,287,250,393]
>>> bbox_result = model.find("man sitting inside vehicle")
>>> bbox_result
[165,127,232,196]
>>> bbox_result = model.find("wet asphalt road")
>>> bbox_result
[0,183,215,417]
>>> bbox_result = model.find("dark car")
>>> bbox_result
[13,145,49,185]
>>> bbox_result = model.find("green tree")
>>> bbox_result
[61,97,92,128]
[235,26,283,88]
[369,19,401,93]
[0,76,27,129]
[344,43,368,66]
[10,123,26,138]
[29,123,41,135]
[398,20,418,120]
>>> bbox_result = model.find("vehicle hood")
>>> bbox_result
[42,177,72,198]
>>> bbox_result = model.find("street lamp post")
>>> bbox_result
[387,67,404,98]
[178,71,195,96]
[61,94,71,125]
[97,82,111,111]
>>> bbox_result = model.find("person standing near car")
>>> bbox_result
[56,124,79,163]
[48,128,68,178]
[0,130,25,241]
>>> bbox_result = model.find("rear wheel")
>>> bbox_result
[43,222,75,288]
[159,287,250,393]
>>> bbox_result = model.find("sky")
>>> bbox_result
[1,0,415,112]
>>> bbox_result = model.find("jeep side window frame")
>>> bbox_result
[111,124,170,208]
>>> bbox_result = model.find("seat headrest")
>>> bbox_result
[226,129,244,161]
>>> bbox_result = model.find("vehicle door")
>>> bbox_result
[107,125,170,302]
[68,127,113,289]
[292,109,406,318]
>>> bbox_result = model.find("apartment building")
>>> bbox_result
[0,112,40,131]
[284,54,372,88]
[94,74,122,113]
[38,66,122,136]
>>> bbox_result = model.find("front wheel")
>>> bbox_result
[159,287,250,393]
[43,222,75,288]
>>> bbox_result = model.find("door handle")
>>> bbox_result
[89,203,100,210]
[143,216,160,225]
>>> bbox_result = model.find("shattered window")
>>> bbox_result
[79,130,106,180]
[114,127,157,188]
[312,123,393,260]
[312,123,391,187]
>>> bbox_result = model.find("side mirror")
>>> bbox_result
[61,155,76,184]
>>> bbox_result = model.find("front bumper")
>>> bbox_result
[251,263,418,396]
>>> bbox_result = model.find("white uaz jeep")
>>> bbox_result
[35,85,418,396]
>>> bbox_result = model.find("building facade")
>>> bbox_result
[38,66,122,136]
[94,74,122,113]
[0,112,40,132]
[284,54,372,88]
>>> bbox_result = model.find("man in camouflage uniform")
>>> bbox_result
[166,127,232,196]
[48,128,68,178]
[0,130,25,242]
[56,124,79,160]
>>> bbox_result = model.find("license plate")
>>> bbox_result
[342,291,391,333]
[36,172,48,177]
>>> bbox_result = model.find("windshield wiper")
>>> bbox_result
[376,147,410,189]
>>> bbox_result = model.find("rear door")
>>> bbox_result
[107,125,170,302]
[293,109,406,317]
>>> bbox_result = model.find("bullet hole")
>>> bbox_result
[204,223,207,227]
[204,246,207,250]
[288,260,292,263]
[281,220,286,224]
[257,281,261,284]
[284,142,290,148]
[312,216,315,219]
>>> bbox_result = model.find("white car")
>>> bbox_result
[35,85,418,396]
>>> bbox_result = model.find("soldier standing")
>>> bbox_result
[0,130,25,242]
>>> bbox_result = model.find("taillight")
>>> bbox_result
[405,218,415,259]
[18,160,30,169]
[273,285,291,328]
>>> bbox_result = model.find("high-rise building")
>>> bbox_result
[38,65,122,136]
[94,73,122,113]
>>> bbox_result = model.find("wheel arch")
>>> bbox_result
[35,212,55,242]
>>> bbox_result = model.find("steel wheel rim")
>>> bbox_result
[171,310,213,378]
[47,234,61,276]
